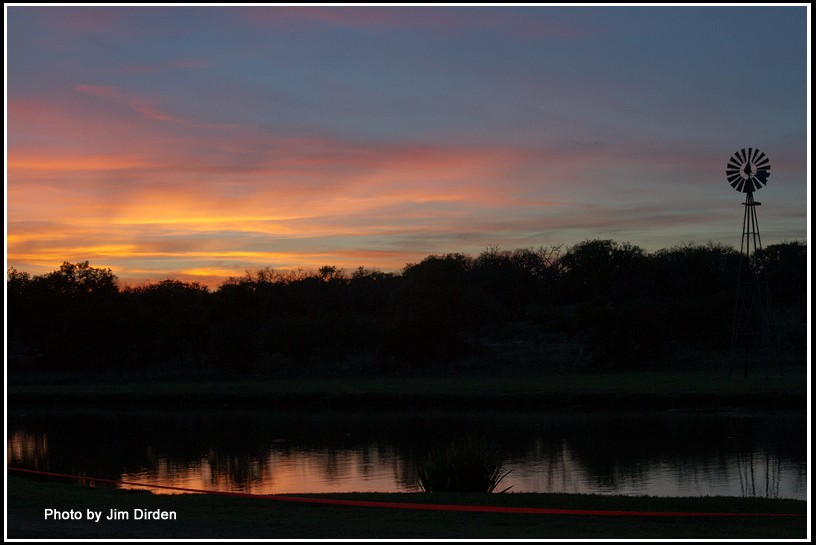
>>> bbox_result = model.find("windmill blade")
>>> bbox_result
[727,148,770,193]
[747,178,759,193]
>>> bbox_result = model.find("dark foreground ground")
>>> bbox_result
[6,473,807,540]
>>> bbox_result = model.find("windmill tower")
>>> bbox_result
[726,148,775,377]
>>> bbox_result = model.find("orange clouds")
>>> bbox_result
[7,81,737,289]
[7,86,553,285]
[6,6,807,291]
[7,152,148,173]
[7,83,679,288]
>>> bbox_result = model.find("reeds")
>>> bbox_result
[415,433,512,493]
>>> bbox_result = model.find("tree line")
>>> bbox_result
[6,239,807,375]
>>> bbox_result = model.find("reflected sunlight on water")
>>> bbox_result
[119,448,411,495]
[7,431,49,469]
[8,409,807,499]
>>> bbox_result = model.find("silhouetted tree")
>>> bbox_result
[8,262,120,370]
[6,241,806,375]
[468,246,563,326]
[381,254,472,365]
[575,297,666,368]
[123,280,210,369]
[755,241,807,357]
[214,273,271,372]
[348,267,399,314]
[558,240,647,302]
[651,242,739,297]
[43,261,119,296]
[758,241,806,308]
[649,242,741,351]
[7,268,34,368]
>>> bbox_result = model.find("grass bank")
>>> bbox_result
[8,367,807,409]
[6,474,807,539]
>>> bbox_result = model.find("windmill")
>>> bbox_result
[726,148,776,377]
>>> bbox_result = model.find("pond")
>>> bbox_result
[7,408,807,499]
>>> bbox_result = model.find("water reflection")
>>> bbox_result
[7,408,806,499]
[117,447,410,494]
[8,431,49,470]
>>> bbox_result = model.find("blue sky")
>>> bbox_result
[5,5,809,286]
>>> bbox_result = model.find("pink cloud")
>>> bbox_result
[73,84,119,98]
[74,84,235,129]
[12,84,737,288]
[32,6,123,35]
[9,94,676,227]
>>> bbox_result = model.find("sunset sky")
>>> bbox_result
[5,5,809,287]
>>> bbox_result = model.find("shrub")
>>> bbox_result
[416,433,512,493]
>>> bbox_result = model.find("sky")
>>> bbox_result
[5,5,810,288]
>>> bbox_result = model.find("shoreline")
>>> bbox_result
[7,473,807,539]
[7,368,807,410]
